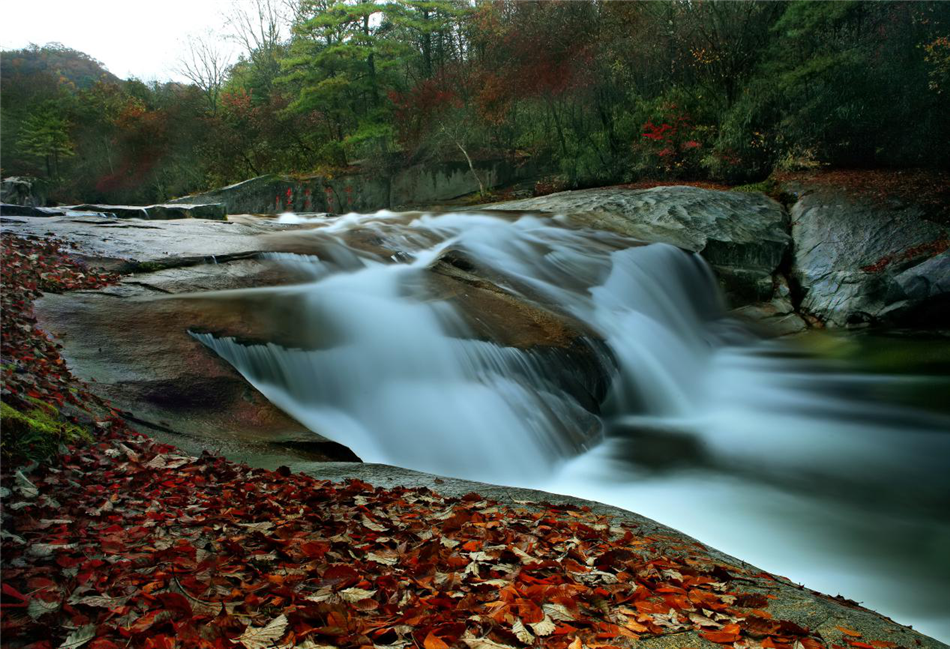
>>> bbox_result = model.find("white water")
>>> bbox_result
[194,210,950,641]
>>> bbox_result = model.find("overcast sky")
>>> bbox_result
[1,0,243,82]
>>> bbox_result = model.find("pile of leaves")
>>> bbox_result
[773,169,950,225]
[1,234,121,459]
[1,429,843,649]
[1,233,119,413]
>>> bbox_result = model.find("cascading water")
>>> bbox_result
[191,210,950,641]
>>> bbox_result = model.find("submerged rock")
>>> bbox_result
[790,187,949,327]
[486,186,790,305]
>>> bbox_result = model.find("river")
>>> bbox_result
[191,209,950,642]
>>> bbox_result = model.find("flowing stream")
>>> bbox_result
[192,210,950,641]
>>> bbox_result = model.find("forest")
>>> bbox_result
[2,0,949,204]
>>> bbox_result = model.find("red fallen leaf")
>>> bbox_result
[156,592,193,616]
[847,643,876,649]
[701,630,741,644]
[634,599,668,615]
[837,627,862,637]
[870,642,896,648]
[143,636,177,649]
[127,609,173,634]
[424,631,451,649]
[301,541,331,558]
[90,639,123,649]
[743,615,780,637]
[735,593,770,609]
[778,620,811,636]
[2,583,29,602]
[799,639,825,649]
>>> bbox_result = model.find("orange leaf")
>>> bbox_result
[701,631,740,644]
[837,627,862,638]
[424,632,450,649]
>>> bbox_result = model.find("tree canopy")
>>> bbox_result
[2,0,948,205]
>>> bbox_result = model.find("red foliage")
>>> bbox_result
[636,104,704,174]
[1,234,119,416]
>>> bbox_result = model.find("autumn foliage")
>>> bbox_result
[3,429,835,649]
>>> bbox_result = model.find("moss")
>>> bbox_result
[733,179,776,194]
[732,177,797,207]
[132,261,167,273]
[0,399,92,461]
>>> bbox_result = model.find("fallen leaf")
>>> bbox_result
[233,614,289,649]
[59,625,96,649]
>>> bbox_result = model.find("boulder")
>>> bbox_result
[34,258,359,464]
[0,176,45,207]
[67,202,227,220]
[790,187,949,326]
[486,186,791,305]
[0,203,64,217]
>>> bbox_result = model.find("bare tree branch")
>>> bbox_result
[177,33,232,115]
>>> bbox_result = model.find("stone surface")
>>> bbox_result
[0,213,290,270]
[170,160,528,215]
[67,202,227,220]
[0,203,61,217]
[486,186,791,305]
[32,260,364,461]
[0,176,45,207]
[790,187,949,327]
[19,212,612,466]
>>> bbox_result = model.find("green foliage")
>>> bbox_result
[2,2,948,200]
[0,399,91,461]
[17,102,75,178]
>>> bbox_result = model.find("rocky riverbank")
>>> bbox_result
[2,175,948,647]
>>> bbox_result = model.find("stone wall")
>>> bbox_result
[171,160,524,215]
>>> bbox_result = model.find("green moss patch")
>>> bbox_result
[0,399,92,461]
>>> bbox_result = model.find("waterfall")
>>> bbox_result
[190,209,950,641]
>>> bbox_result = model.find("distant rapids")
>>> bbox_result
[190,210,950,641]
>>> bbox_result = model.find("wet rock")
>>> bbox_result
[427,249,614,412]
[486,186,790,305]
[0,203,63,217]
[790,187,949,327]
[34,261,359,463]
[731,303,809,337]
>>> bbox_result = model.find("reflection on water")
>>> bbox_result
[193,210,949,641]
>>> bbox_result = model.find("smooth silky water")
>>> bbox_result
[189,210,950,641]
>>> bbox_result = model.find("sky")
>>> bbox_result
[0,0,243,82]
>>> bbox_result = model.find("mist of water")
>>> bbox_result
[193,210,950,641]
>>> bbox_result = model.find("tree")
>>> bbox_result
[18,103,74,178]
[177,33,233,115]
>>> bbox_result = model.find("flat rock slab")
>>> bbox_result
[486,186,790,304]
[790,187,949,327]
[0,214,291,270]
[67,202,227,220]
